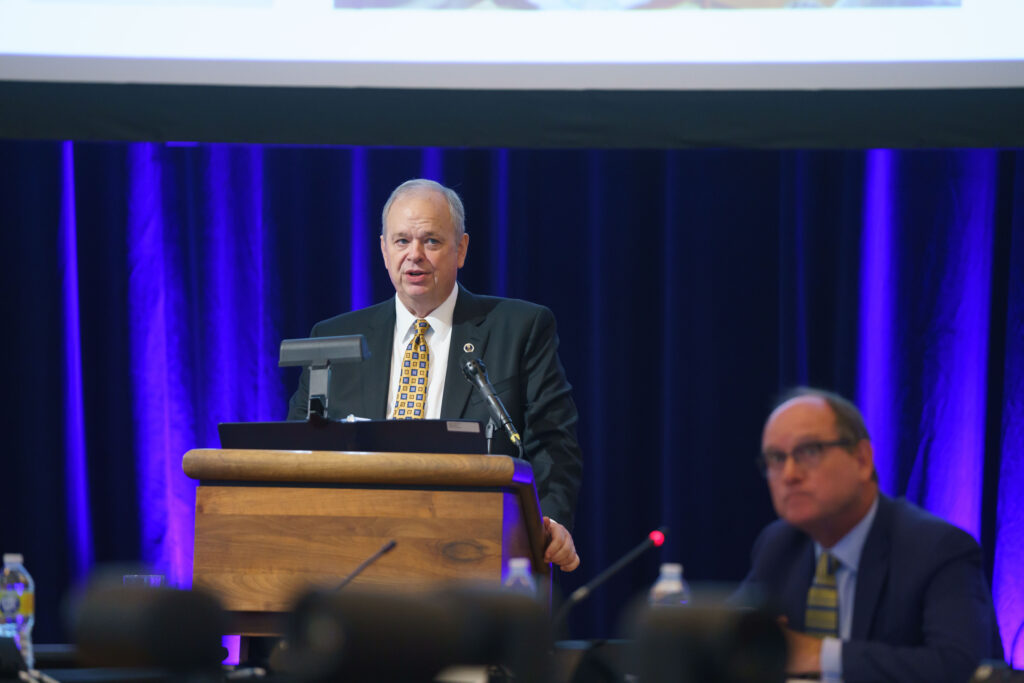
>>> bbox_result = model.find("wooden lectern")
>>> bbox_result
[182,448,548,636]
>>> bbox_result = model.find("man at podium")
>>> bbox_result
[287,178,583,572]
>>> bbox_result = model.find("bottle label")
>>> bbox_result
[0,590,33,618]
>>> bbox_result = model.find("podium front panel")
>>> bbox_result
[192,482,530,631]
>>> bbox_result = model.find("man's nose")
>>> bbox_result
[406,240,425,260]
[780,454,803,481]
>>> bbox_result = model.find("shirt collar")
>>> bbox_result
[816,494,879,572]
[393,283,460,339]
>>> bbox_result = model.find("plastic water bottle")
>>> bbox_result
[1,553,35,669]
[648,562,690,607]
[503,557,537,597]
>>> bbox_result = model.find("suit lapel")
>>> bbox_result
[788,539,816,631]
[442,286,490,418]
[360,300,396,419]
[851,495,891,640]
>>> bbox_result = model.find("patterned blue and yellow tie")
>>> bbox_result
[393,318,430,419]
[805,551,840,638]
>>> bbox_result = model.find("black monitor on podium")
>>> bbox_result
[217,418,487,455]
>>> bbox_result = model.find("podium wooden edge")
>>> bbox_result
[183,448,549,576]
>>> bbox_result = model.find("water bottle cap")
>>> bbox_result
[3,554,23,565]
[659,562,683,576]
[508,557,531,571]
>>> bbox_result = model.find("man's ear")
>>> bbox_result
[855,439,875,482]
[456,232,469,268]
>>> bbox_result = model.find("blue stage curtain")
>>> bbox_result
[0,141,1020,660]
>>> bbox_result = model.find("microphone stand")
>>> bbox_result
[552,527,668,628]
[269,540,399,672]
[333,539,397,592]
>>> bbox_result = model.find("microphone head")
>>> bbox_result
[462,357,488,381]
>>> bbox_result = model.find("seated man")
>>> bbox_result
[288,178,582,571]
[736,387,1002,683]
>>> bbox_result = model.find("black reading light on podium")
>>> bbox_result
[279,334,369,420]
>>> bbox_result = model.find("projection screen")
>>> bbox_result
[2,0,1022,146]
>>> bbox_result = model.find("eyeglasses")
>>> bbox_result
[757,439,853,476]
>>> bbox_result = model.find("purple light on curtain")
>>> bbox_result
[857,149,897,494]
[221,636,240,667]
[206,146,242,430]
[246,146,282,422]
[204,145,280,425]
[59,140,93,578]
[993,160,1024,662]
[195,144,282,658]
[421,148,442,181]
[128,143,196,587]
[905,151,995,540]
[350,148,371,310]
[490,150,509,296]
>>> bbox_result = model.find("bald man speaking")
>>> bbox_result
[288,179,582,571]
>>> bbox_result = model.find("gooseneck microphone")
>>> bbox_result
[270,539,400,673]
[333,539,397,591]
[461,358,523,456]
[552,527,668,627]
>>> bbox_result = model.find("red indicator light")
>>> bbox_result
[648,530,665,547]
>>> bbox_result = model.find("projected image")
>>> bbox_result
[333,0,958,8]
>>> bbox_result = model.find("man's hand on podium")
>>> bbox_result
[543,516,581,572]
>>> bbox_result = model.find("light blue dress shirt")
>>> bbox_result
[816,496,879,682]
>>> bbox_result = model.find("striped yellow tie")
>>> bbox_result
[805,551,839,638]
[392,319,430,419]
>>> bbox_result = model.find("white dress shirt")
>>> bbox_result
[386,285,459,420]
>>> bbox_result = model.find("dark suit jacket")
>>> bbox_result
[736,494,1002,683]
[287,285,583,529]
